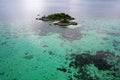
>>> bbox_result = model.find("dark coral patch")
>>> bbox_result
[42,45,48,47]
[113,40,120,47]
[102,37,109,41]
[48,51,55,55]
[57,50,120,80]
[13,78,17,80]
[23,55,33,60]
[0,72,5,76]
[69,50,115,70]
[113,40,120,51]
[0,41,7,45]
[57,67,67,72]
[107,32,120,36]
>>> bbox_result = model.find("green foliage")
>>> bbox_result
[46,13,72,20]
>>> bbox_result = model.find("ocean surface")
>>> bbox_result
[0,0,120,80]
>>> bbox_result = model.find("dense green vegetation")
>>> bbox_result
[46,13,73,20]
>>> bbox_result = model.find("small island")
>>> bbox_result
[36,13,77,26]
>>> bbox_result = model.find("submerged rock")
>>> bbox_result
[48,51,54,55]
[42,45,48,47]
[0,72,5,76]
[23,55,33,60]
[57,67,67,72]
[13,78,17,80]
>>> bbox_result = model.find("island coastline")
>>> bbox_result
[36,13,78,26]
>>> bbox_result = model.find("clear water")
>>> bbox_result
[0,0,120,80]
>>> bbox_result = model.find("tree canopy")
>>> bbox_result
[46,13,73,20]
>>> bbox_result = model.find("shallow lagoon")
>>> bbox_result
[0,0,120,80]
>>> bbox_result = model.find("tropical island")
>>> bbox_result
[36,13,77,26]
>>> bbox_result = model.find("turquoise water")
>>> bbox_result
[0,0,120,80]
